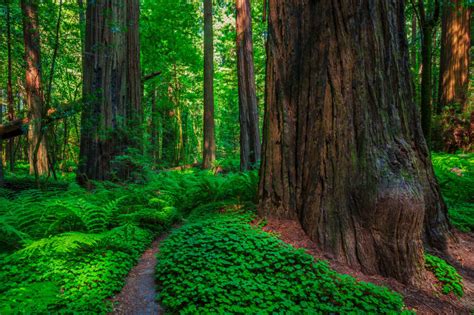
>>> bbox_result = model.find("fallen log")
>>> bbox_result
[0,118,29,140]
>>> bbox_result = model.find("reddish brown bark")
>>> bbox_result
[236,0,261,170]
[438,0,471,111]
[259,0,450,285]
[21,0,49,176]
[77,0,142,183]
[203,0,216,169]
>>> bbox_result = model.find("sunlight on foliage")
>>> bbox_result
[432,153,474,232]
[156,209,411,314]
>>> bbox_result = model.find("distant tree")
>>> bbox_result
[413,0,440,145]
[259,0,451,285]
[77,0,142,183]
[438,0,471,111]
[203,0,216,169]
[6,0,15,172]
[21,0,49,176]
[236,0,260,170]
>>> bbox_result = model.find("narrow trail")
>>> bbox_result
[111,233,169,315]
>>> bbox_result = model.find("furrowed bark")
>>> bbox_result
[21,0,49,176]
[236,0,261,171]
[77,0,142,183]
[438,0,471,112]
[259,0,450,285]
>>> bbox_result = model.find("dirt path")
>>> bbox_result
[110,233,169,315]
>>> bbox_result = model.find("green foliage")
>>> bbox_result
[0,179,173,312]
[432,153,474,232]
[0,168,260,313]
[156,209,409,314]
[425,254,464,298]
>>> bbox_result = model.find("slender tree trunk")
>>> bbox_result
[77,0,85,80]
[438,0,471,112]
[203,0,216,169]
[46,0,63,107]
[151,87,158,164]
[6,1,15,172]
[21,0,49,176]
[416,0,440,148]
[411,12,417,70]
[236,0,261,170]
[420,25,434,145]
[173,64,184,164]
[259,0,450,285]
[77,0,142,183]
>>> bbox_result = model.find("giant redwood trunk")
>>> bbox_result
[259,0,451,284]
[236,0,261,170]
[438,0,471,111]
[21,0,49,176]
[78,0,142,183]
[202,0,216,169]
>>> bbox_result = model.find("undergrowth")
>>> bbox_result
[0,153,469,313]
[432,153,474,232]
[425,254,464,298]
[156,206,411,314]
[0,169,258,313]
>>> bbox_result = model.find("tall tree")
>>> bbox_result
[236,0,260,170]
[77,0,142,183]
[414,0,440,146]
[438,0,471,111]
[411,10,418,70]
[21,0,49,176]
[6,0,15,172]
[150,87,159,164]
[259,0,451,285]
[202,0,216,169]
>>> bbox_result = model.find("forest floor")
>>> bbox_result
[110,233,169,315]
[262,218,474,314]
[1,153,471,314]
[110,212,472,314]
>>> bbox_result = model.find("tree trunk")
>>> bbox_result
[151,87,159,164]
[77,0,142,183]
[420,25,434,145]
[6,1,15,172]
[203,0,216,169]
[438,0,471,112]
[236,0,261,171]
[411,12,418,70]
[416,0,440,148]
[259,0,450,285]
[21,0,49,176]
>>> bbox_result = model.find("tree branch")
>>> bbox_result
[142,71,162,83]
